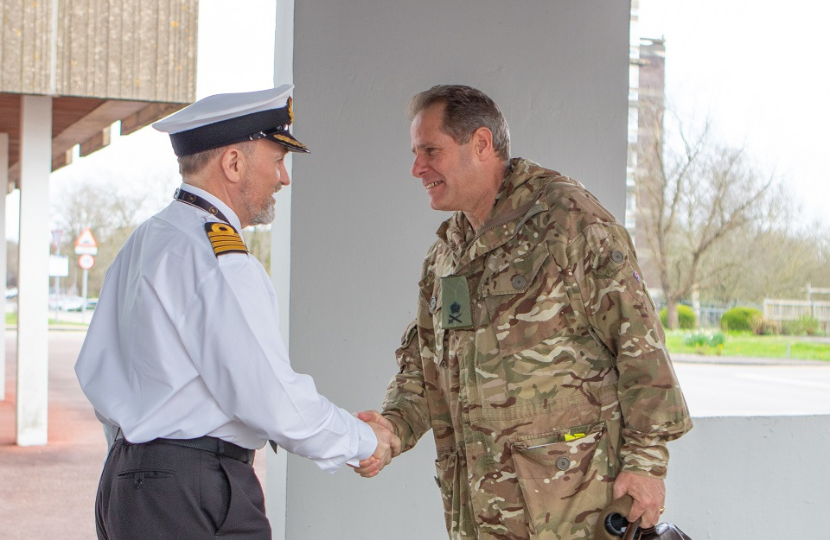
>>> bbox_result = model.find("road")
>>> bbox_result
[673,359,830,416]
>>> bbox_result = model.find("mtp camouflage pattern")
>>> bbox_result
[381,159,692,540]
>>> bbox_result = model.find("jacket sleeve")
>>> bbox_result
[381,319,432,453]
[569,221,692,478]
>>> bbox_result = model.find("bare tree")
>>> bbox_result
[702,207,830,305]
[52,181,274,297]
[242,226,271,273]
[52,182,145,296]
[6,240,19,289]
[635,110,777,328]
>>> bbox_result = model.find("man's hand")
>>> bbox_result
[612,471,665,528]
[351,410,401,478]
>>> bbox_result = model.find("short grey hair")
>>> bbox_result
[178,140,257,178]
[408,85,510,161]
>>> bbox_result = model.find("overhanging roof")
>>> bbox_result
[1,0,198,190]
[1,93,186,191]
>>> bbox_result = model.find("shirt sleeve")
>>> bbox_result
[177,253,376,473]
[570,222,693,478]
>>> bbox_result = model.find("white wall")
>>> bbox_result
[664,415,830,539]
[286,2,630,538]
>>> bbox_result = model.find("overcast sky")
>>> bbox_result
[7,1,828,240]
[637,0,830,227]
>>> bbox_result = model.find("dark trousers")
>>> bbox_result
[95,439,270,539]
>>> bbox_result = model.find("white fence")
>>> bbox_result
[764,299,830,330]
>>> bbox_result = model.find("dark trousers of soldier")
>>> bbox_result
[95,439,270,539]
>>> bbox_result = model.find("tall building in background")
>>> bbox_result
[627,0,666,297]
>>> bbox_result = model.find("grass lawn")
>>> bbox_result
[5,312,88,327]
[665,330,830,361]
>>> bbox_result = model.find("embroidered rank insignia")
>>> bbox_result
[204,222,248,257]
[440,275,473,330]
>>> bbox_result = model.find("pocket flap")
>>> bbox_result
[480,245,549,297]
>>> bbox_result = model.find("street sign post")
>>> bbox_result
[51,229,66,323]
[75,229,98,323]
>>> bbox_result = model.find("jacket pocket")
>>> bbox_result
[510,422,613,538]
[434,449,460,535]
[479,244,569,357]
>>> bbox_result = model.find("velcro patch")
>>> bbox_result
[204,222,247,257]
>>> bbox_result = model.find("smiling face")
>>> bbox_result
[410,104,486,216]
[239,140,291,226]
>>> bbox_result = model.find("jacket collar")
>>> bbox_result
[435,158,550,269]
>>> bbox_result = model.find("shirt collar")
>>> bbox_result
[179,182,243,231]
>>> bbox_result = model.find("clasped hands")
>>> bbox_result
[351,410,400,478]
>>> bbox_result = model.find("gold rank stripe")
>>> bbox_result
[272,132,307,150]
[204,222,248,257]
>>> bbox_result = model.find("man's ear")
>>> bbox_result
[220,146,246,184]
[471,127,494,160]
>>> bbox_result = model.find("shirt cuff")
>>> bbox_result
[346,420,377,467]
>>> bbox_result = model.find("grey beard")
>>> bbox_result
[249,202,276,225]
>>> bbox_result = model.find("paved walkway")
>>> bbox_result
[0,331,266,540]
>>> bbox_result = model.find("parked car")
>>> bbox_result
[48,295,88,311]
[64,297,98,311]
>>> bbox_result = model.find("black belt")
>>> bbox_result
[117,433,255,465]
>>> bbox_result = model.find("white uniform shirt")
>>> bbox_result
[75,183,376,472]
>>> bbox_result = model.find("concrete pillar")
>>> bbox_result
[16,95,52,446]
[267,2,295,538]
[0,133,7,402]
[286,2,629,538]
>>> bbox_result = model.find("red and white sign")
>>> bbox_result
[75,227,98,255]
[78,254,95,270]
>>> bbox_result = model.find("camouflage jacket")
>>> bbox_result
[382,159,692,540]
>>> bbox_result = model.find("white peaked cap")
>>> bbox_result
[153,84,309,156]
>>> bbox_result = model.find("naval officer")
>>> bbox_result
[75,85,399,540]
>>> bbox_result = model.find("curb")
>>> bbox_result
[671,353,828,367]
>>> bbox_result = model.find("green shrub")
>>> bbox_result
[659,305,696,329]
[801,315,819,336]
[708,331,727,347]
[683,332,709,348]
[683,331,727,355]
[720,307,762,332]
[750,315,779,336]
[781,315,820,336]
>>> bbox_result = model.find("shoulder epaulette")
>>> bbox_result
[204,222,248,257]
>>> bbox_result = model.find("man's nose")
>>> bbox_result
[411,155,426,178]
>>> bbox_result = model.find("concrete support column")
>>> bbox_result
[0,133,7,402]
[267,2,295,538]
[16,95,52,446]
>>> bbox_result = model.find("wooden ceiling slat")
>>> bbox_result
[4,94,189,190]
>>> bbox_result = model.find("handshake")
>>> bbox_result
[352,410,401,478]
